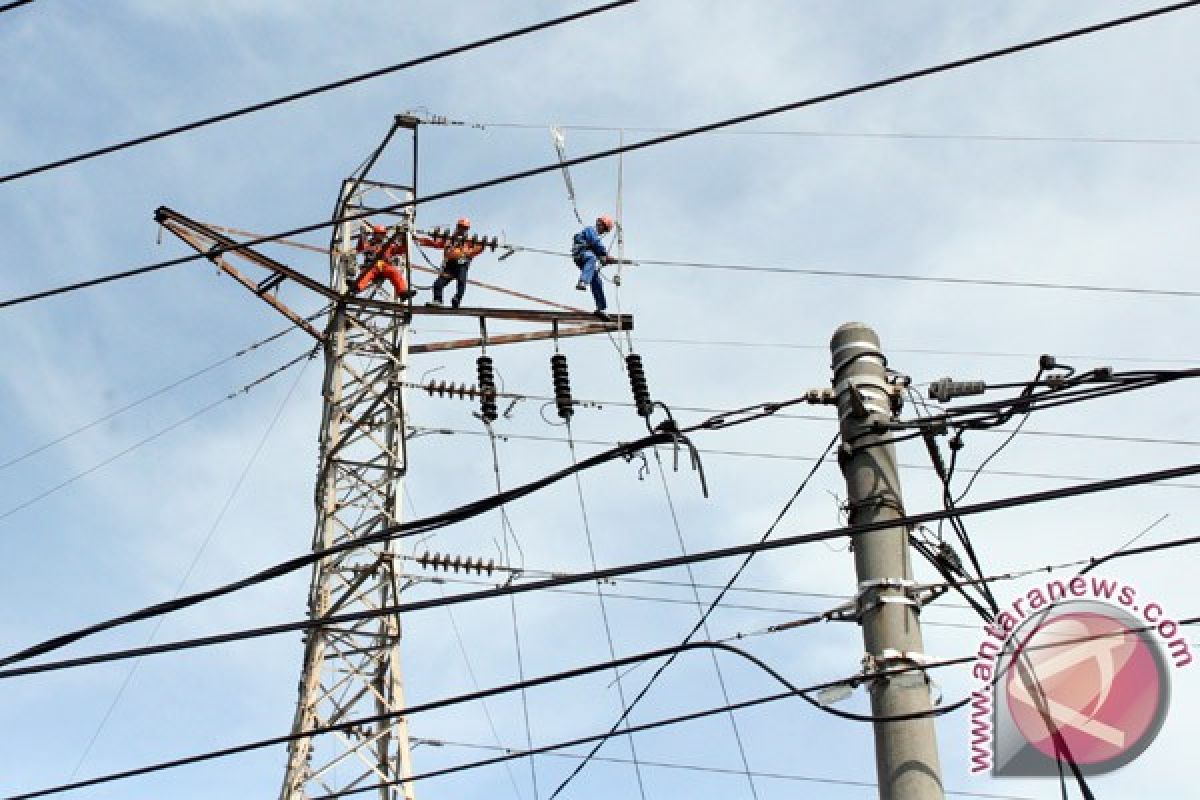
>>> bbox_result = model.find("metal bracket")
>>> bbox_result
[862,647,935,677]
[854,578,921,619]
[864,652,936,690]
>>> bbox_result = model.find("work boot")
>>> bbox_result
[426,299,443,307]
[576,281,587,291]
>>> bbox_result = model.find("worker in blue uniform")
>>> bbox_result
[572,214,617,320]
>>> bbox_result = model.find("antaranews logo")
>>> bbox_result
[967,575,1191,777]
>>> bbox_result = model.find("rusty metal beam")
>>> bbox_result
[189,219,589,314]
[345,297,633,327]
[410,323,624,354]
[155,206,340,301]
[160,219,326,342]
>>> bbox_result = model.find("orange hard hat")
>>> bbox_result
[596,215,614,231]
[456,217,471,229]
[372,224,386,235]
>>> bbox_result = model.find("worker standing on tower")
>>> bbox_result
[417,218,487,308]
[353,223,414,298]
[572,215,617,320]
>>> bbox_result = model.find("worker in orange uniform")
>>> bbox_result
[353,223,414,298]
[416,218,486,308]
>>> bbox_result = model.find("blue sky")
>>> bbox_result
[1,1,1198,798]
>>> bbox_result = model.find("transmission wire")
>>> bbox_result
[9,1,1200,310]
[650,447,759,798]
[484,423,539,800]
[562,416,649,799]
[546,433,840,798]
[65,348,312,780]
[0,1,637,185]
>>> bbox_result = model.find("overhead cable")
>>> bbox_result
[0,347,318,524]
[408,737,1035,800]
[475,119,1200,148]
[546,433,839,798]
[0,1,638,185]
[3,458,1198,681]
[0,309,325,473]
[6,0,1199,310]
[17,615,1191,800]
[0,640,988,800]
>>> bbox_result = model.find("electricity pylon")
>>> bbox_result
[156,114,633,799]
[279,119,421,800]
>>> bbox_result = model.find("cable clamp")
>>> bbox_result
[834,377,894,420]
[854,578,921,619]
[862,648,934,678]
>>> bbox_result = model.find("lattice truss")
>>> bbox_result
[154,116,632,799]
[279,177,418,800]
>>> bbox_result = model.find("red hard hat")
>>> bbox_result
[596,215,614,231]
[372,224,386,235]
[456,217,471,229]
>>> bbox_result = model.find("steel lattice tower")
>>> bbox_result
[153,114,632,800]
[280,120,420,800]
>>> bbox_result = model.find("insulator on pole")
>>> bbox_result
[424,380,480,400]
[550,353,574,420]
[928,377,986,403]
[625,353,653,418]
[416,551,497,576]
[476,355,499,422]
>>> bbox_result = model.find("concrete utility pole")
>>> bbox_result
[830,322,944,800]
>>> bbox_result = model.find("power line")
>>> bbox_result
[7,456,1197,683]
[412,324,1198,366]
[511,245,1200,299]
[647,448,760,797]
[13,614,1193,800]
[622,335,1200,366]
[7,0,1199,310]
[0,640,975,800]
[560,416,650,798]
[64,345,313,781]
[473,119,1200,148]
[411,427,1200,489]
[410,737,1035,800]
[546,434,839,798]
[0,310,323,473]
[0,347,317,524]
[0,1,637,185]
[0,0,36,13]
[424,556,988,632]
